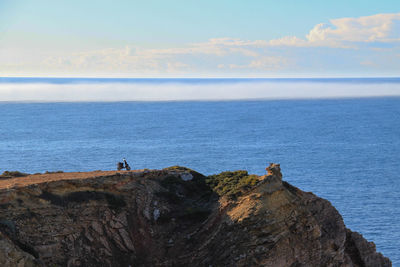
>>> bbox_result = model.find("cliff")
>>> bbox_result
[0,165,391,267]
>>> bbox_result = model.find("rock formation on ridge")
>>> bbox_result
[0,165,392,266]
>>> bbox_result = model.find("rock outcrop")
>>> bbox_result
[0,165,391,266]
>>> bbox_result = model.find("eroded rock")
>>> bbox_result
[0,167,391,266]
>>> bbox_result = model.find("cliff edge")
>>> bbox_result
[0,165,391,266]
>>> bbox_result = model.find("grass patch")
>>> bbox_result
[206,170,259,198]
[164,166,193,172]
[0,171,29,178]
[160,167,260,199]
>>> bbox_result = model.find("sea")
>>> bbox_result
[0,78,399,264]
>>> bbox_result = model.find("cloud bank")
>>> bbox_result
[1,80,400,102]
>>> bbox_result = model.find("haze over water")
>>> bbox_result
[1,77,400,101]
[0,78,399,264]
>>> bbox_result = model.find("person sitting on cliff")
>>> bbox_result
[123,158,131,171]
[117,158,131,171]
[117,161,124,171]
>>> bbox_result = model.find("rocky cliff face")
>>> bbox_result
[0,165,391,267]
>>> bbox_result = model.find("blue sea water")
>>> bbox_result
[0,78,399,264]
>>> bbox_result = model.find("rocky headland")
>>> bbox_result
[0,164,392,266]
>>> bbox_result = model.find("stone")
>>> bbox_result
[180,172,193,181]
[153,209,160,221]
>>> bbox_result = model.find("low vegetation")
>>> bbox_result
[160,167,260,199]
[0,171,29,179]
[0,170,64,178]
[206,170,259,198]
[163,166,192,172]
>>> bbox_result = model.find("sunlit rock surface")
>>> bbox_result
[0,166,391,266]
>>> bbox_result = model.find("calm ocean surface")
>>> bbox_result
[0,78,399,264]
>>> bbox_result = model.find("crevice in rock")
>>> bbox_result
[344,230,365,267]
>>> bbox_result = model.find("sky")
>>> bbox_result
[1,0,400,77]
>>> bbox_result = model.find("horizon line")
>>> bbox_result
[1,75,400,79]
[1,95,399,104]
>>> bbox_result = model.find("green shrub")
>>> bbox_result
[160,167,259,200]
[163,166,192,172]
[206,170,259,198]
[0,171,29,178]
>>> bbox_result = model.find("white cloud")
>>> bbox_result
[307,13,400,44]
[228,56,287,70]
[268,13,400,48]
[204,37,268,47]
[268,36,309,47]
[2,12,400,76]
[41,38,271,74]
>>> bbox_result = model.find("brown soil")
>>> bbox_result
[0,170,139,190]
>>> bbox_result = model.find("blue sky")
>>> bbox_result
[1,0,400,77]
